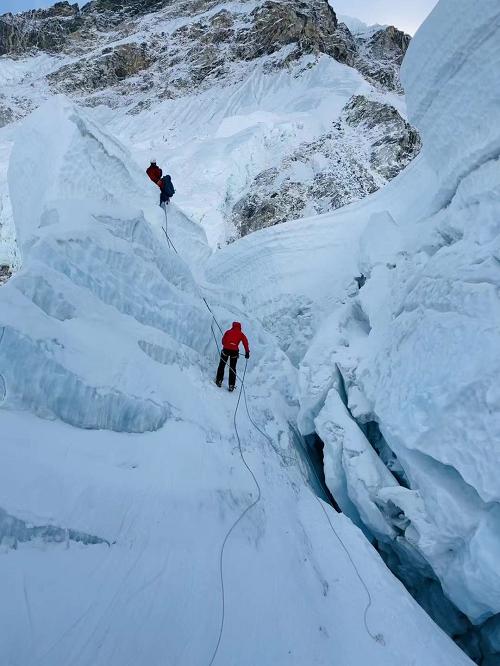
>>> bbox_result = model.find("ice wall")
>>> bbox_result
[207,0,500,651]
[8,95,159,255]
[317,0,500,634]
[401,0,500,206]
[0,96,228,431]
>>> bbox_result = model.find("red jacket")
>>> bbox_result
[222,322,249,354]
[146,165,162,183]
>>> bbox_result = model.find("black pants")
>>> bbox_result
[216,349,238,387]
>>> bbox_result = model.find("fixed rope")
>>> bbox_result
[162,211,179,254]
[160,221,263,664]
[0,325,6,405]
[206,303,381,647]
[160,219,381,653]
[207,359,262,666]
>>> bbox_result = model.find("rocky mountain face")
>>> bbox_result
[0,0,419,249]
[343,95,420,178]
[233,96,421,236]
[0,263,11,285]
[354,25,411,91]
[0,1,409,94]
[1,0,354,98]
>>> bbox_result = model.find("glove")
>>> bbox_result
[245,352,250,359]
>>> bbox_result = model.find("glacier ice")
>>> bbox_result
[205,0,500,658]
[401,0,500,207]
[0,87,474,665]
[3,0,500,660]
[1,96,228,431]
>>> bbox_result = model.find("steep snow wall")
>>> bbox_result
[353,0,500,625]
[0,96,225,431]
[207,0,500,658]
[306,2,500,651]
[401,0,500,207]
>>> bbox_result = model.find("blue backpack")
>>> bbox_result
[160,175,175,198]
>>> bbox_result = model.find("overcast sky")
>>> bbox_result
[2,0,439,35]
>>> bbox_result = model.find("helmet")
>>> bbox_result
[151,158,157,165]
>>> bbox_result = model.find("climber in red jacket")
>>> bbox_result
[146,159,162,184]
[216,322,250,391]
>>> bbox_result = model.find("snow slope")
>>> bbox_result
[115,51,371,246]
[0,94,471,665]
[206,0,500,659]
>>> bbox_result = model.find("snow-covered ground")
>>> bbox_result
[1,0,499,663]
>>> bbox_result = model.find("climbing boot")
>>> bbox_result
[216,380,222,388]
[228,385,235,392]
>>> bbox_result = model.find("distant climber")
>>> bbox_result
[158,174,176,207]
[216,322,250,392]
[146,159,162,184]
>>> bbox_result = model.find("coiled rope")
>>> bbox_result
[161,222,382,660]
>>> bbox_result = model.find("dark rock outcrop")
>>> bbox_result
[366,25,411,65]
[231,93,421,236]
[231,125,380,237]
[0,1,410,100]
[0,2,84,56]
[343,95,421,179]
[234,0,354,65]
[0,265,12,286]
[83,0,174,19]
[48,42,152,93]
[354,26,411,91]
[0,103,16,129]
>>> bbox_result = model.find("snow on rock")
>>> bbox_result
[0,0,420,255]
[337,15,388,38]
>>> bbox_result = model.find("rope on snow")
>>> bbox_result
[161,221,383,660]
